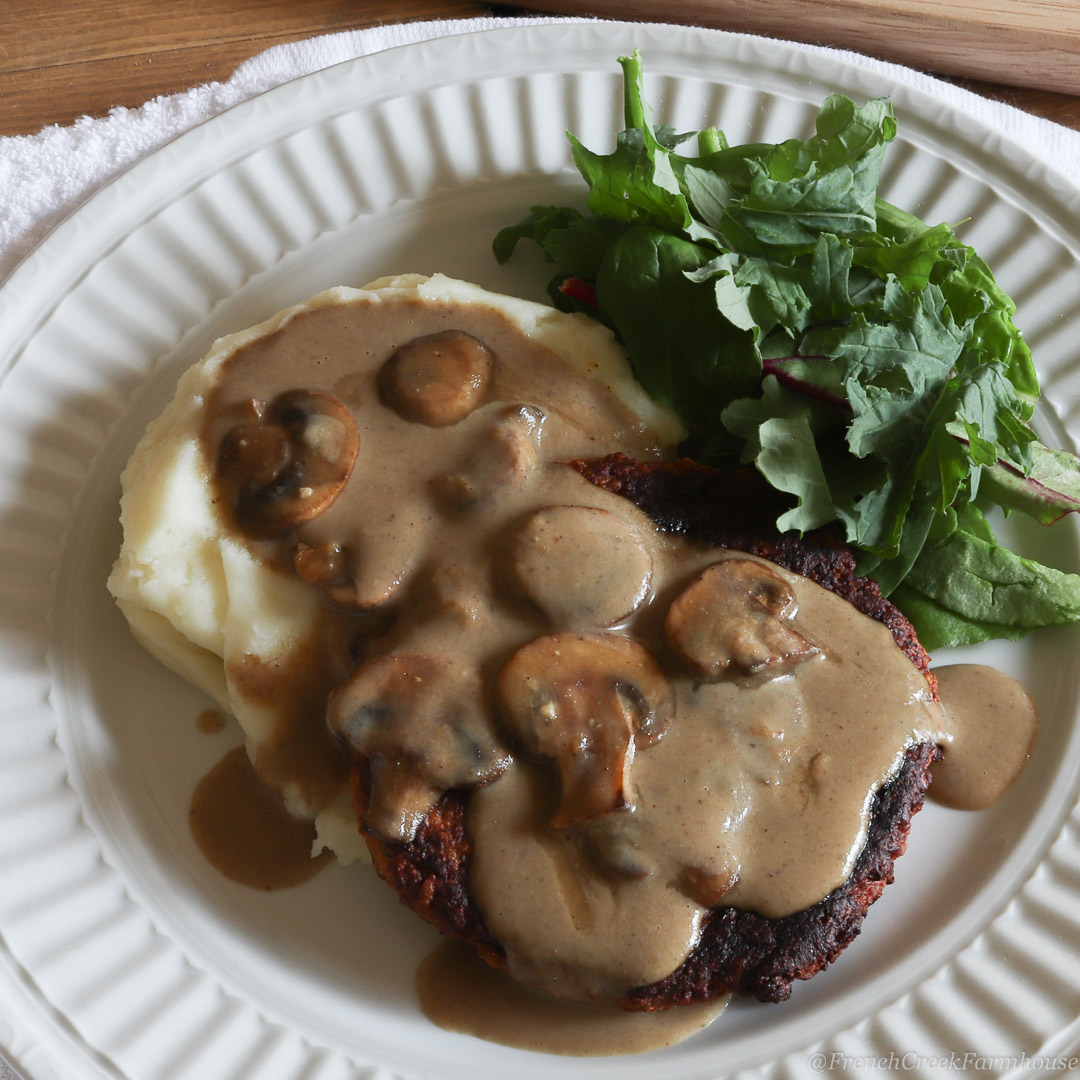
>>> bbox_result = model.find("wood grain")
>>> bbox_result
[503,0,1080,96]
[0,0,499,136]
[2,0,1079,137]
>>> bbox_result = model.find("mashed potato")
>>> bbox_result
[107,273,683,863]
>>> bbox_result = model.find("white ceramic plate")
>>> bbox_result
[4,20,1080,1080]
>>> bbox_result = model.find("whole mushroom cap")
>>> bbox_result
[504,505,654,630]
[378,329,494,427]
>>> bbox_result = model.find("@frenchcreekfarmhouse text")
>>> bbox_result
[809,1051,1080,1073]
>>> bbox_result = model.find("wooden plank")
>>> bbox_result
[1,41,284,135]
[0,0,494,136]
[2,0,1079,137]
[502,0,1080,96]
[2,0,485,72]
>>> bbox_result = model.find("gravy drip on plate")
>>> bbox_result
[194,291,1038,1041]
[196,707,227,735]
[189,745,331,889]
[416,939,727,1056]
[929,663,1038,810]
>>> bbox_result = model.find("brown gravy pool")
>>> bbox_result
[190,746,331,890]
[196,707,227,735]
[930,664,1038,810]
[184,286,1039,1052]
[416,940,727,1056]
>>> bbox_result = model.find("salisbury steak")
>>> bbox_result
[353,455,940,1008]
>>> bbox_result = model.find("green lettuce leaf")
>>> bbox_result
[905,510,1080,631]
[492,49,1080,646]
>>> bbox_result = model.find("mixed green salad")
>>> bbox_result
[494,51,1080,651]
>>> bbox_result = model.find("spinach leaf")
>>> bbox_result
[905,509,1080,631]
[595,227,760,427]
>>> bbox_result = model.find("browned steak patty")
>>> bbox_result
[353,455,940,1008]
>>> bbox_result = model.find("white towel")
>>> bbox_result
[2,16,1079,286]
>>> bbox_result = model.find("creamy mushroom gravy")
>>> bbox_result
[929,664,1038,810]
[193,288,1037,1042]
[417,940,728,1055]
[190,745,333,889]
[196,707,227,735]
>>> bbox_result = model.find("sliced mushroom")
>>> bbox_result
[293,541,355,606]
[504,505,653,630]
[327,652,511,843]
[378,329,494,427]
[292,539,410,611]
[664,558,820,680]
[429,403,544,510]
[424,562,483,626]
[676,862,739,908]
[217,389,359,539]
[496,632,673,830]
[580,817,655,881]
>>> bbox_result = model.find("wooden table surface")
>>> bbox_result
[3,0,1079,138]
